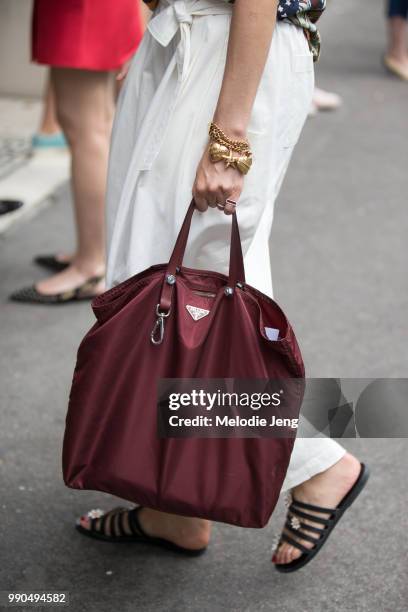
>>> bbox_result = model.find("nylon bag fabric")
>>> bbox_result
[63,202,305,527]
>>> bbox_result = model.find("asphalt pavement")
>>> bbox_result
[1,1,407,611]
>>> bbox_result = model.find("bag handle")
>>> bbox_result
[159,200,246,313]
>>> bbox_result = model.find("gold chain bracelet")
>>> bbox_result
[209,122,251,154]
[208,122,252,174]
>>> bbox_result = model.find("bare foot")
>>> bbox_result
[35,262,105,296]
[79,507,211,551]
[273,453,361,565]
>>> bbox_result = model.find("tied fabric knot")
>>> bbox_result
[173,0,193,24]
[148,0,194,82]
[118,0,232,173]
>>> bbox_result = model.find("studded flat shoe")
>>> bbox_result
[9,274,104,304]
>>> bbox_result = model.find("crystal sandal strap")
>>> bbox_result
[128,507,147,537]
[289,505,333,525]
[274,464,370,574]
[119,509,130,537]
[291,498,339,514]
[296,522,325,535]
[76,505,207,557]
[97,506,125,536]
[284,522,322,544]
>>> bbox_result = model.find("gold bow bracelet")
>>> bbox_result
[208,142,253,175]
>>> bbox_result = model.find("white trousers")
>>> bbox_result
[106,0,345,492]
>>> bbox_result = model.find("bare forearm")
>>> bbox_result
[213,0,278,138]
[193,0,278,212]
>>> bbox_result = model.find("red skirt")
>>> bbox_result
[32,0,144,71]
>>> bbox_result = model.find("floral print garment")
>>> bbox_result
[281,0,326,61]
[143,0,326,60]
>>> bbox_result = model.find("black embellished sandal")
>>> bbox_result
[273,462,370,573]
[9,274,104,304]
[75,506,207,557]
[33,254,70,272]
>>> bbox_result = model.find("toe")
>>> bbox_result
[78,515,91,530]
[274,542,287,564]
[283,544,294,565]
[287,545,301,564]
[273,540,303,565]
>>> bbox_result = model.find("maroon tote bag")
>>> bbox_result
[63,201,305,528]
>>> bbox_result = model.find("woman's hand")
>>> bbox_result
[192,146,244,215]
[116,59,132,83]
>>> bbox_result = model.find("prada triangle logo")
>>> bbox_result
[186,304,210,321]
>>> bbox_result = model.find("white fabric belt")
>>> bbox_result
[148,0,232,82]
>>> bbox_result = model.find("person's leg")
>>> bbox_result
[36,68,113,295]
[282,438,346,491]
[259,354,362,564]
[38,73,62,135]
[243,25,364,566]
[32,73,67,152]
[273,452,361,565]
[80,16,364,557]
[387,17,408,60]
[385,0,408,78]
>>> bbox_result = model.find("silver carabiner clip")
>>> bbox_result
[150,304,171,345]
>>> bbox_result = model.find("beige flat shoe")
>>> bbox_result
[384,55,408,81]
